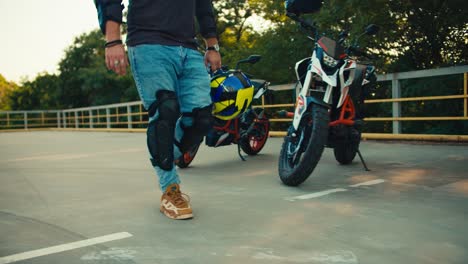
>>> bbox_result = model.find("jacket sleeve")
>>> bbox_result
[94,0,124,34]
[195,0,217,39]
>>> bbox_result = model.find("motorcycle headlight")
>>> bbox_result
[323,52,338,68]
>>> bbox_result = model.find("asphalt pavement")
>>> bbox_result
[1,131,467,264]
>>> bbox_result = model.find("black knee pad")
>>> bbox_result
[179,105,213,152]
[147,90,180,170]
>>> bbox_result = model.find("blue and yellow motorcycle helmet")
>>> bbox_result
[210,71,254,120]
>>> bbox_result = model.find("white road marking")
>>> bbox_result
[0,232,133,264]
[286,188,348,201]
[253,250,358,263]
[80,247,137,261]
[349,179,386,188]
[285,179,387,201]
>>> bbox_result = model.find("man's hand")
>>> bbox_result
[105,44,128,76]
[204,50,222,72]
[104,21,128,76]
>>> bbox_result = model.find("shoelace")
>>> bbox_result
[167,190,191,207]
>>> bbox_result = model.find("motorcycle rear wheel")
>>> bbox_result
[278,105,329,186]
[333,129,360,165]
[175,143,200,169]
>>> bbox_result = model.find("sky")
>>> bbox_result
[0,0,265,84]
[0,0,127,83]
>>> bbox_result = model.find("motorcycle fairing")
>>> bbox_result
[337,60,356,108]
[317,36,346,60]
[292,52,338,130]
[310,52,338,87]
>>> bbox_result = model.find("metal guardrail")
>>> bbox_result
[1,66,467,141]
[368,65,468,133]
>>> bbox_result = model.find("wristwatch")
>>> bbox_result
[206,43,220,52]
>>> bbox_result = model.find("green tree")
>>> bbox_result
[213,0,259,43]
[386,0,468,71]
[0,74,18,110]
[58,29,136,108]
[9,73,61,110]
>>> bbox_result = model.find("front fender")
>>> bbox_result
[292,96,330,130]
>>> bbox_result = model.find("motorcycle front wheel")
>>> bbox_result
[278,105,329,186]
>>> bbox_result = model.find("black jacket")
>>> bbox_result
[95,0,217,49]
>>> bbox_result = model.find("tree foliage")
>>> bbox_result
[58,30,137,108]
[0,74,18,110]
[3,30,137,110]
[1,0,466,134]
[7,73,61,110]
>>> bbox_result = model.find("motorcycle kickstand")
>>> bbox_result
[237,144,246,161]
[357,149,370,171]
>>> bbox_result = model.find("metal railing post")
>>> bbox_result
[89,110,94,128]
[7,112,10,127]
[63,112,67,128]
[106,108,111,129]
[464,72,467,118]
[41,112,45,127]
[57,112,61,128]
[24,112,28,130]
[392,78,402,134]
[75,111,79,128]
[127,105,132,129]
[139,104,143,123]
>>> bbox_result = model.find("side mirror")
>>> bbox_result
[365,24,379,36]
[235,55,262,69]
[246,55,262,64]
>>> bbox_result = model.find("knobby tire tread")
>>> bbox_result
[278,105,329,186]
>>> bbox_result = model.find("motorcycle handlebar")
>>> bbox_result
[286,12,317,34]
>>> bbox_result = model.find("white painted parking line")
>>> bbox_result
[286,188,348,201]
[0,232,133,264]
[349,179,386,188]
[285,179,387,201]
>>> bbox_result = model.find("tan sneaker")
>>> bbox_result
[160,183,193,220]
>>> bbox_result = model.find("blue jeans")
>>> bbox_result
[128,44,211,192]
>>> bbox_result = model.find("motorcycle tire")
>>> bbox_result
[333,129,360,165]
[239,116,270,155]
[278,105,329,186]
[175,143,200,169]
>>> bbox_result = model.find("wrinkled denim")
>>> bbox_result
[128,44,211,191]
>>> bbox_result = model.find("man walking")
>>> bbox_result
[94,0,221,219]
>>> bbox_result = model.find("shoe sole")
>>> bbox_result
[160,207,193,220]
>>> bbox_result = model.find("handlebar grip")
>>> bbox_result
[287,12,316,32]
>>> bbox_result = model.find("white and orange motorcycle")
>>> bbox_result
[278,12,379,186]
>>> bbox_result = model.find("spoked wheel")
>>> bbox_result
[239,116,270,155]
[175,143,200,169]
[278,105,329,186]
